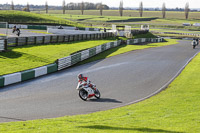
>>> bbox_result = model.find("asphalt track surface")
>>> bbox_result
[0,28,53,37]
[0,40,199,123]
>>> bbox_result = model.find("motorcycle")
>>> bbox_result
[76,82,101,101]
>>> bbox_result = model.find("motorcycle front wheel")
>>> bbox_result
[94,89,101,99]
[79,89,88,101]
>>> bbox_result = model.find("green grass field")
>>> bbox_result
[0,39,115,76]
[34,10,200,31]
[0,10,80,27]
[33,10,200,20]
[0,39,199,133]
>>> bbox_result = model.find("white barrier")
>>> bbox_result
[0,40,4,51]
[4,73,21,86]
[34,66,47,77]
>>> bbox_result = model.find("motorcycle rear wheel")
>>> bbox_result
[94,89,101,99]
[79,89,88,101]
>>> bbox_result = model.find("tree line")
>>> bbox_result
[119,0,190,19]
[3,0,191,19]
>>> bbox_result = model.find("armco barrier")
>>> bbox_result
[6,32,113,47]
[57,40,121,71]
[151,31,200,37]
[127,38,164,45]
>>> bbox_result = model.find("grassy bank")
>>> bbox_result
[0,10,80,27]
[0,39,115,76]
[0,39,199,133]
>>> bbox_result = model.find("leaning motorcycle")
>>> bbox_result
[76,83,100,101]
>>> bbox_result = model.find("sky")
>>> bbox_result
[0,0,199,9]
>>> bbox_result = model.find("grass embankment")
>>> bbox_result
[0,10,81,27]
[0,39,115,76]
[0,39,199,132]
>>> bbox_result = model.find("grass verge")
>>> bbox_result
[0,39,115,76]
[0,39,199,133]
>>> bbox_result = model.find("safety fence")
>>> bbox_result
[0,39,5,51]
[127,38,164,45]
[57,40,121,70]
[6,32,113,47]
[151,31,200,37]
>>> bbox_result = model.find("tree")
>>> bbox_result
[63,0,66,14]
[11,1,14,10]
[26,3,30,12]
[99,2,103,16]
[139,1,143,17]
[162,3,166,18]
[185,2,189,19]
[45,1,48,14]
[80,1,84,15]
[119,0,123,17]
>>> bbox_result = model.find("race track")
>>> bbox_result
[0,40,199,123]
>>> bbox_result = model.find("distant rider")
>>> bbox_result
[77,74,96,90]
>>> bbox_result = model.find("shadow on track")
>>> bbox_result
[89,98,122,103]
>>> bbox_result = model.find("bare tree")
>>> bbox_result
[63,0,66,14]
[119,0,123,17]
[45,1,48,14]
[11,1,14,10]
[162,3,166,18]
[80,1,84,15]
[99,2,103,16]
[27,3,30,12]
[185,2,190,19]
[139,1,143,17]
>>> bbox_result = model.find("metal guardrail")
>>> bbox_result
[127,38,164,45]
[6,32,113,47]
[151,31,200,37]
[57,41,121,70]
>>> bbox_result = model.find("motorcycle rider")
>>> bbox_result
[77,74,96,90]
[192,38,197,49]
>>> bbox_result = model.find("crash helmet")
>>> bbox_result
[78,74,83,80]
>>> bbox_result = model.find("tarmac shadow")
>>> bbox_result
[89,98,122,103]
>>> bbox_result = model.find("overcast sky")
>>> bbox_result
[0,0,199,8]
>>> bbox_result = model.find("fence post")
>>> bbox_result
[68,35,70,42]
[34,37,37,44]
[56,35,59,43]
[63,35,65,42]
[16,38,18,46]
[50,36,53,43]
[4,39,7,51]
[42,36,45,44]
[25,37,28,45]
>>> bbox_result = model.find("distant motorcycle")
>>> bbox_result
[191,39,197,49]
[76,82,100,101]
